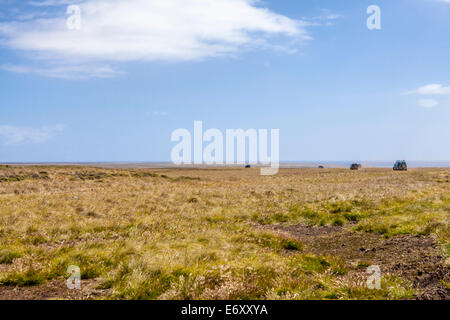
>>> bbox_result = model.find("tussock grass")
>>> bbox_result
[0,166,448,299]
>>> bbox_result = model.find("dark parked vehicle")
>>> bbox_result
[350,163,362,170]
[393,160,408,171]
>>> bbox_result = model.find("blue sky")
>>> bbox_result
[0,0,449,162]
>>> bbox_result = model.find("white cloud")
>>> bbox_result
[28,0,80,6]
[418,99,438,108]
[303,11,344,26]
[0,124,65,145]
[1,0,310,78]
[2,63,119,79]
[406,83,450,95]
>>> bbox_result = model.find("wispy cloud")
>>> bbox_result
[406,83,450,95]
[418,99,439,108]
[1,0,311,79]
[0,124,65,145]
[302,10,344,27]
[404,83,450,108]
[2,63,119,79]
[28,0,81,6]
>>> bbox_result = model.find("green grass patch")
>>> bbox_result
[245,232,303,252]
[0,269,45,286]
[0,249,21,264]
[356,261,372,269]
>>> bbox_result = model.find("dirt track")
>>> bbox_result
[270,223,450,300]
[0,278,111,300]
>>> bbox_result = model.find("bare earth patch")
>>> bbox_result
[270,223,449,300]
[0,279,111,300]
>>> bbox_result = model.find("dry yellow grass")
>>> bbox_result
[0,166,448,299]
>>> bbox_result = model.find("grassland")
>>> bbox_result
[0,165,448,300]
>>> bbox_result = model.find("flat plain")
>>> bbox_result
[0,165,448,300]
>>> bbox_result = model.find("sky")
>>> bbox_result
[0,0,449,162]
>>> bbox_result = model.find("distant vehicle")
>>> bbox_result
[318,165,325,169]
[350,163,362,170]
[393,160,408,171]
[245,165,251,168]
